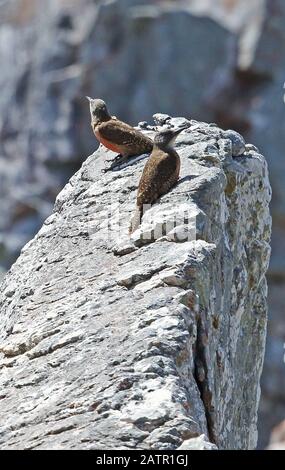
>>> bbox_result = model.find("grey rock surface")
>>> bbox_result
[0,117,271,449]
[177,434,217,450]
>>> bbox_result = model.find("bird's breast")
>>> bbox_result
[95,129,122,154]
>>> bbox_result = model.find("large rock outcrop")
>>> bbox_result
[0,116,271,449]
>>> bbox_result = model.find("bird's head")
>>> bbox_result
[86,97,111,124]
[154,126,187,150]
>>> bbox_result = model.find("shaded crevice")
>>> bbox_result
[193,313,217,445]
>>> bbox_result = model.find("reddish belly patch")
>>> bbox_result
[95,131,122,154]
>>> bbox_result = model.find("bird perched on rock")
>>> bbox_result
[87,97,153,170]
[129,126,187,234]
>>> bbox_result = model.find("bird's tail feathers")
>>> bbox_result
[129,206,143,235]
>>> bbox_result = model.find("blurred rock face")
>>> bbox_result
[85,2,233,124]
[0,0,284,449]
[187,0,265,31]
[0,0,91,268]
[267,420,285,450]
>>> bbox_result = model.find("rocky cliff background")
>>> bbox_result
[0,0,284,448]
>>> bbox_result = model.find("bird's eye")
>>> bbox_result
[92,111,96,116]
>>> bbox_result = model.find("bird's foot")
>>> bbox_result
[101,162,121,173]
[112,155,129,166]
[104,155,129,172]
[114,153,124,162]
[105,154,123,163]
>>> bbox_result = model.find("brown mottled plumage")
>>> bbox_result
[129,127,186,234]
[87,98,153,169]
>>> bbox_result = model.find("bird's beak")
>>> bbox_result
[172,125,189,137]
[86,96,92,102]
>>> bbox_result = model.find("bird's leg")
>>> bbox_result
[105,154,123,163]
[101,159,122,173]
[102,154,130,173]
[101,156,113,173]
[104,155,129,172]
[110,155,130,168]
[113,153,124,162]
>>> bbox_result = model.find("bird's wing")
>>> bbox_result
[98,120,153,151]
[137,151,178,206]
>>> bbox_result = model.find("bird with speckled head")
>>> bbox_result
[87,97,153,171]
